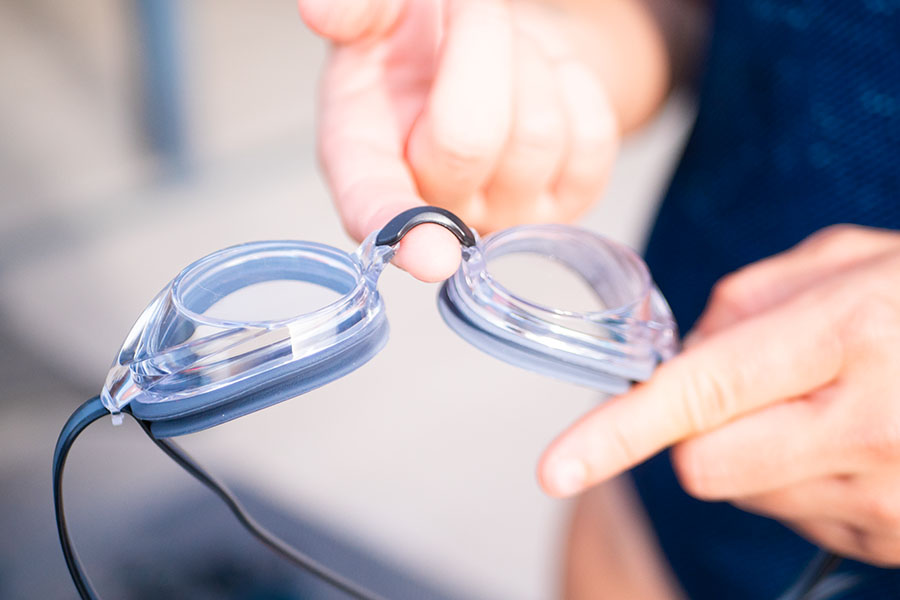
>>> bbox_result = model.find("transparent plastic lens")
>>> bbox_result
[101,237,392,418]
[100,216,676,433]
[485,253,608,313]
[439,225,677,393]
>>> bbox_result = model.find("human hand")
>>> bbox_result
[298,0,646,281]
[539,225,900,565]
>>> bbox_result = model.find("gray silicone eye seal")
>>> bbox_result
[138,318,389,437]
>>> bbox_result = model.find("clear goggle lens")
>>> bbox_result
[101,208,676,436]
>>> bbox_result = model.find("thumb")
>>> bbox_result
[298,0,406,43]
[690,225,900,342]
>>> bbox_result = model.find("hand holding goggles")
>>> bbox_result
[55,207,678,599]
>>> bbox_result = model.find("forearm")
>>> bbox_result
[538,0,709,132]
[564,476,684,600]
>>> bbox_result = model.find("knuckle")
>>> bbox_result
[605,415,641,468]
[570,123,617,161]
[810,223,864,246]
[510,112,565,155]
[855,418,900,465]
[863,493,900,530]
[841,293,900,348]
[561,69,619,151]
[676,365,739,433]
[708,274,753,319]
[428,120,502,171]
[800,224,868,259]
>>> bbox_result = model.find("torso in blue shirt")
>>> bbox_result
[637,1,900,597]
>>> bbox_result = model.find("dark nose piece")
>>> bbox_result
[374,206,476,248]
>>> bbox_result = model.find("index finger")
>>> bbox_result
[538,292,844,497]
[319,46,462,282]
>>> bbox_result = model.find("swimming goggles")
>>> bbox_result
[53,206,681,599]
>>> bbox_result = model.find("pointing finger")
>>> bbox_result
[538,292,844,497]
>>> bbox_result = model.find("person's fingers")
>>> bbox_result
[508,7,615,222]
[481,33,566,229]
[319,49,460,282]
[549,59,619,222]
[406,0,514,222]
[788,517,900,567]
[786,518,868,561]
[734,475,900,534]
[669,397,839,499]
[733,478,847,523]
[691,225,900,341]
[538,292,844,497]
[297,0,406,43]
[361,201,463,282]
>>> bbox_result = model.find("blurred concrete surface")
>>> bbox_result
[0,1,694,598]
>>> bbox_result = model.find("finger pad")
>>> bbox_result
[395,225,462,282]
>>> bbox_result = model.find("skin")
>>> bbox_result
[542,225,900,567]
[564,477,686,599]
[298,0,900,592]
[297,0,694,281]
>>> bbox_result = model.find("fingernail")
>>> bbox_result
[548,458,587,497]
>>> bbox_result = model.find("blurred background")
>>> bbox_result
[0,1,693,598]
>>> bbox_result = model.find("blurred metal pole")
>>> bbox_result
[134,0,189,176]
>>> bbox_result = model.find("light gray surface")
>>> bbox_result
[0,2,693,598]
